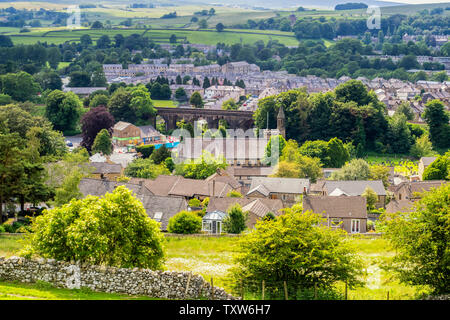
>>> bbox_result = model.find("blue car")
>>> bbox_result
[66,141,73,147]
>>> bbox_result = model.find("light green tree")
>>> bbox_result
[92,128,113,155]
[21,186,166,269]
[223,204,248,234]
[382,183,450,294]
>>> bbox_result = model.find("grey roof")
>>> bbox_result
[248,177,310,195]
[303,196,367,219]
[324,180,386,196]
[138,194,187,230]
[78,178,187,230]
[203,210,228,221]
[420,157,437,167]
[88,162,122,174]
[138,125,160,138]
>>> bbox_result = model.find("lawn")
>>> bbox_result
[365,153,419,177]
[0,233,428,300]
[153,100,178,108]
[8,27,299,46]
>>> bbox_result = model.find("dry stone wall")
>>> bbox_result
[0,256,237,300]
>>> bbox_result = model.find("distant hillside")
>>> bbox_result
[169,0,404,10]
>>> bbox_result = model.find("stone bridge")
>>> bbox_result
[156,107,254,131]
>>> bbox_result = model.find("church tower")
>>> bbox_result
[277,106,286,138]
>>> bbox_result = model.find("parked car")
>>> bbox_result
[66,141,73,147]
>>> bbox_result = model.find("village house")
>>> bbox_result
[112,121,142,147]
[63,87,107,97]
[128,174,241,201]
[246,177,310,206]
[88,162,123,181]
[176,137,269,167]
[418,156,437,180]
[204,85,245,100]
[302,195,367,234]
[78,178,188,231]
[112,121,162,147]
[385,199,415,214]
[310,180,387,208]
[389,180,449,201]
[204,197,283,232]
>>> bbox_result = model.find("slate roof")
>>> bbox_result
[419,157,437,167]
[88,162,122,174]
[248,177,310,195]
[385,199,415,214]
[324,180,386,196]
[302,196,367,219]
[206,197,283,216]
[78,178,187,231]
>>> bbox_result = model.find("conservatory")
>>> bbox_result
[202,210,227,234]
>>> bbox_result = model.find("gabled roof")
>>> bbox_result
[247,184,270,197]
[324,180,386,196]
[248,177,310,195]
[88,162,122,174]
[206,197,283,215]
[113,121,135,131]
[303,196,367,219]
[419,157,437,167]
[78,178,186,231]
[385,199,415,214]
[242,199,273,218]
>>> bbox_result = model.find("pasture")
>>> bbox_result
[0,233,429,300]
[3,27,299,46]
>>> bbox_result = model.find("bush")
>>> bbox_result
[20,186,165,269]
[229,204,364,298]
[223,204,248,234]
[0,225,5,233]
[167,211,202,234]
[382,183,450,294]
[136,145,155,158]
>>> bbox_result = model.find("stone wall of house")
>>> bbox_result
[0,256,237,300]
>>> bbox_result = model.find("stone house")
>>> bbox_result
[310,180,387,209]
[78,178,187,230]
[246,177,310,206]
[112,121,142,147]
[389,180,448,201]
[88,162,123,181]
[205,196,283,230]
[418,156,437,180]
[302,196,367,234]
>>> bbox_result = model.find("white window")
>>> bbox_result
[330,218,342,229]
[351,219,361,233]
[202,221,212,232]
[154,212,163,222]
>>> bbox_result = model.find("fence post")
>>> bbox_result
[184,272,192,299]
[387,291,389,300]
[283,281,288,300]
[314,282,317,300]
[211,277,214,300]
[344,280,348,300]
[241,279,244,300]
[262,280,265,300]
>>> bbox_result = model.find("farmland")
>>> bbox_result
[2,27,299,46]
[0,234,430,300]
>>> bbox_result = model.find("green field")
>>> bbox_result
[0,234,429,300]
[153,100,178,108]
[3,27,299,46]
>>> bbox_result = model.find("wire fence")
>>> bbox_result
[213,278,394,300]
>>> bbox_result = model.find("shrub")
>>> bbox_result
[382,183,450,294]
[20,186,165,269]
[136,144,155,158]
[229,204,364,298]
[223,204,248,234]
[167,211,202,234]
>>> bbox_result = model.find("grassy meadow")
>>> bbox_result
[0,233,429,300]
